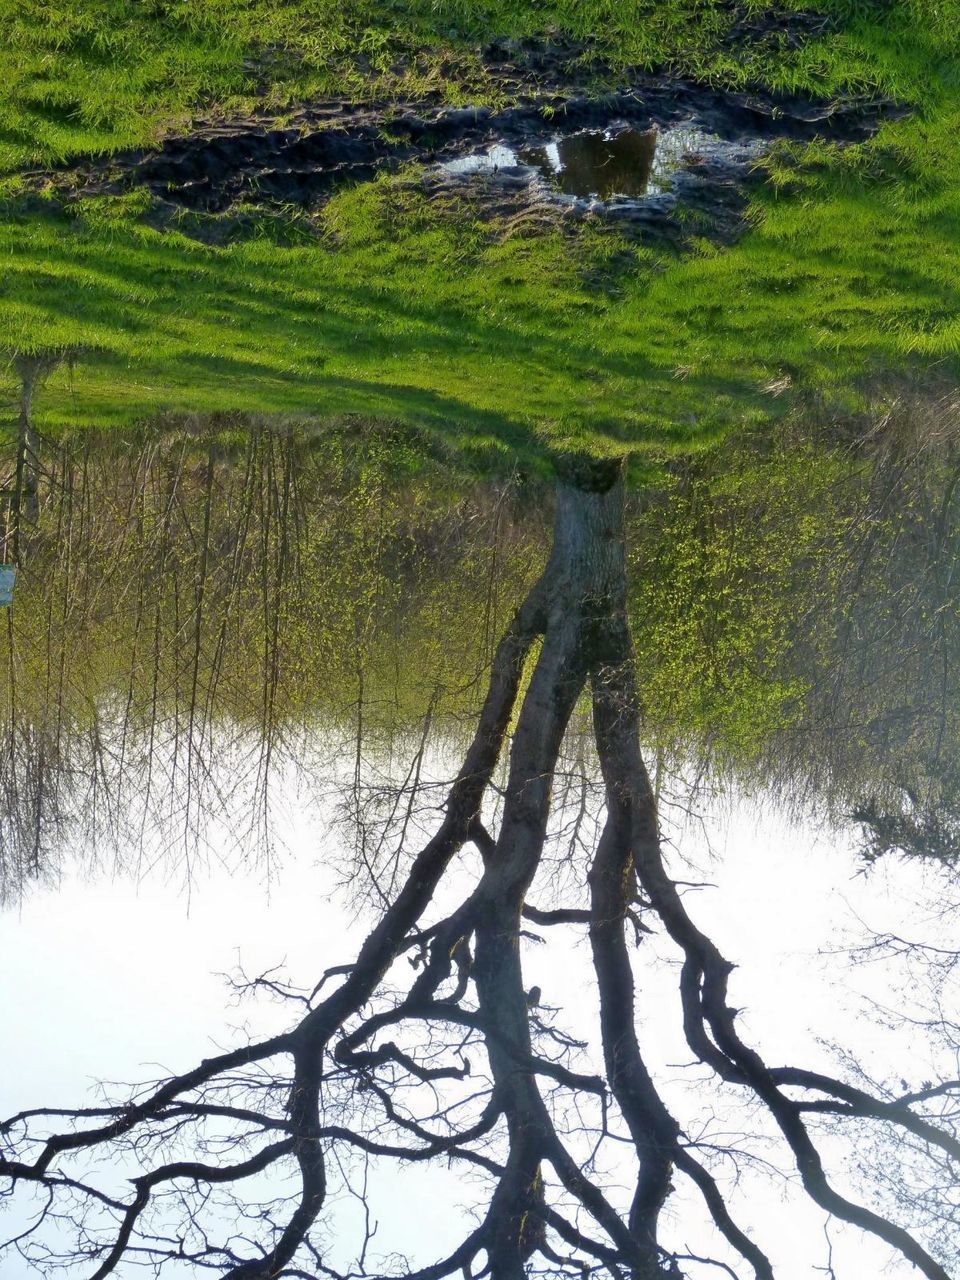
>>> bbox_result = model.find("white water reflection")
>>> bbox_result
[441,123,755,201]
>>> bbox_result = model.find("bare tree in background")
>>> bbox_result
[0,417,536,898]
[2,456,958,1280]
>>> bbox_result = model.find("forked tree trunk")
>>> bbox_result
[1,456,952,1280]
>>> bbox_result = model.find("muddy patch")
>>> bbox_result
[27,45,901,246]
[431,121,765,234]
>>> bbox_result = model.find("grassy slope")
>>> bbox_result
[0,0,900,170]
[1,0,959,455]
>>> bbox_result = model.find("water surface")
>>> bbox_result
[442,123,733,201]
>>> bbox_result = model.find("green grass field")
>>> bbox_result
[2,0,959,456]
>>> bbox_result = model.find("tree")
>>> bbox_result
[6,394,959,902]
[1,454,958,1280]
[626,388,960,850]
[0,416,539,899]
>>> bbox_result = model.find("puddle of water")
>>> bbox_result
[441,124,722,201]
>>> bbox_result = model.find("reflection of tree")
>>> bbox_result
[1,457,956,1279]
[4,392,960,897]
[2,351,86,557]
[0,418,540,898]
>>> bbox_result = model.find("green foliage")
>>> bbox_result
[0,418,548,885]
[626,393,960,835]
[1,421,537,730]
[628,430,849,762]
[5,400,958,866]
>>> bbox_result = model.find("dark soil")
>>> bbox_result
[22,21,902,247]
